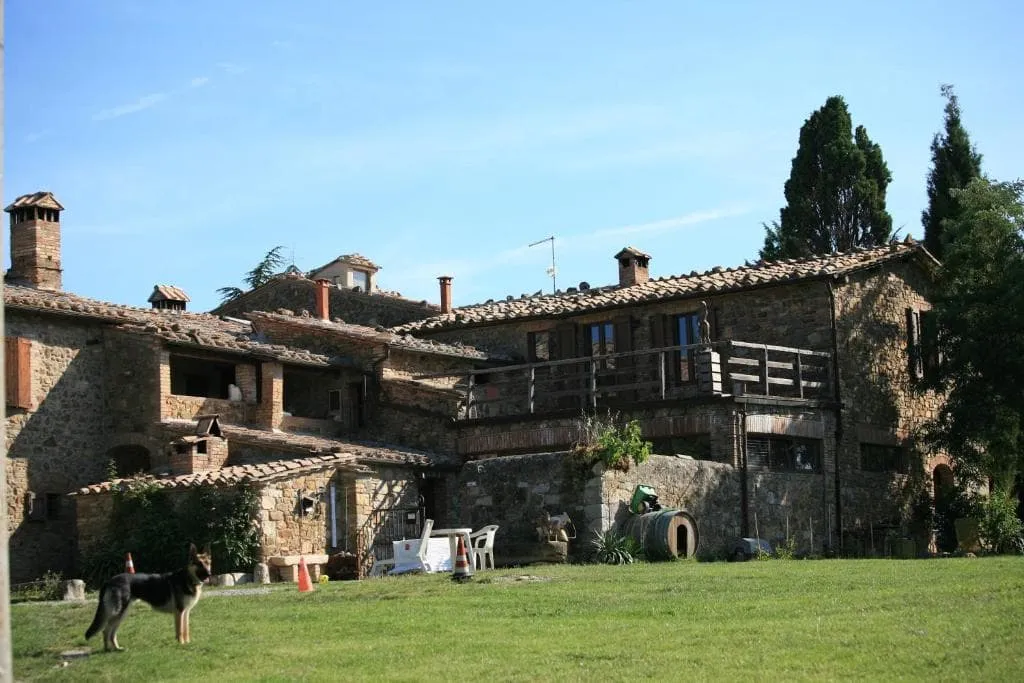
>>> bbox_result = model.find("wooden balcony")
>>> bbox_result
[414,340,833,420]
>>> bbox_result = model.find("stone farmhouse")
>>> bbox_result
[4,190,951,583]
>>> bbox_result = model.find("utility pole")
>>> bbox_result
[528,236,557,294]
[0,1,14,678]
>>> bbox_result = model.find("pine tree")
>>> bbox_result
[922,84,983,261]
[217,245,288,304]
[760,96,893,260]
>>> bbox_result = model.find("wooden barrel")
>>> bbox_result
[625,509,700,560]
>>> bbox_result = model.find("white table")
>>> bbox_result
[430,527,473,570]
[390,537,452,574]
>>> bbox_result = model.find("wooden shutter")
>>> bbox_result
[650,314,668,349]
[553,323,578,360]
[5,337,32,410]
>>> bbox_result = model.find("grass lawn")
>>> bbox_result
[12,557,1024,681]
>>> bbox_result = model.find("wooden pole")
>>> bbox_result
[0,6,15,676]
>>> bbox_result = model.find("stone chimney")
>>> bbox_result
[4,191,64,291]
[315,279,331,321]
[438,276,453,314]
[148,285,190,311]
[615,247,651,287]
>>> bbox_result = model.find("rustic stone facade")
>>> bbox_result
[5,313,118,581]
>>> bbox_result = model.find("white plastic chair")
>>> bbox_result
[470,524,499,570]
[369,519,434,577]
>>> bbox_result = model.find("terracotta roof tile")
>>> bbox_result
[72,452,371,496]
[148,285,190,303]
[3,286,336,368]
[391,242,937,333]
[246,310,505,361]
[4,191,64,212]
[159,420,456,467]
[308,253,381,276]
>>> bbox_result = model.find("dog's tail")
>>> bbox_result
[84,584,108,640]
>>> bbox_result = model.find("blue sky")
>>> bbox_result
[6,1,1023,312]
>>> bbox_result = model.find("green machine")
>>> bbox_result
[629,484,662,514]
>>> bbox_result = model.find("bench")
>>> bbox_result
[267,554,330,583]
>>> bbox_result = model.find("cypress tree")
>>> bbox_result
[761,96,893,260]
[922,84,983,260]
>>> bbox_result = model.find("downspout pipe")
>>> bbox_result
[827,278,844,553]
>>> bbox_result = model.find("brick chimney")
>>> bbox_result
[315,279,331,321]
[438,276,453,314]
[4,191,64,291]
[615,247,651,287]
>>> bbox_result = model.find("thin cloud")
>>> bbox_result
[393,206,747,289]
[24,131,48,143]
[217,62,247,75]
[189,76,211,88]
[93,93,169,121]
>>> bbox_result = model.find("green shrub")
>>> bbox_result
[10,570,65,603]
[572,411,652,471]
[590,529,641,565]
[80,473,260,588]
[978,491,1024,554]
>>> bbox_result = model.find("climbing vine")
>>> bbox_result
[80,464,260,587]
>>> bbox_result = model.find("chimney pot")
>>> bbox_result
[315,279,331,321]
[438,276,453,314]
[614,247,651,287]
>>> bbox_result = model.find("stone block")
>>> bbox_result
[254,563,271,584]
[63,579,86,601]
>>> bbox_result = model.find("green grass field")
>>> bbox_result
[12,557,1024,682]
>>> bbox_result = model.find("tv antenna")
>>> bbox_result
[528,235,557,294]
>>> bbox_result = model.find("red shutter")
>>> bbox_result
[5,337,32,409]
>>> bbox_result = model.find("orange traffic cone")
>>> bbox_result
[125,553,135,574]
[297,556,314,593]
[451,536,473,583]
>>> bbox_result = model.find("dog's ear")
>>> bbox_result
[202,543,212,557]
[189,543,198,557]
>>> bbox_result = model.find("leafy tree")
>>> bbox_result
[924,178,1024,494]
[922,84,984,261]
[761,96,893,260]
[217,245,288,304]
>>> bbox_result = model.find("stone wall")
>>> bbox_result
[601,455,742,559]
[102,330,162,433]
[833,261,945,449]
[5,312,114,582]
[832,260,946,545]
[214,275,438,328]
[257,470,339,559]
[453,451,749,562]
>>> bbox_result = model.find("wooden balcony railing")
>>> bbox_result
[413,340,832,420]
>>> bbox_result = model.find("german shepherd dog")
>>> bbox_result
[85,543,212,651]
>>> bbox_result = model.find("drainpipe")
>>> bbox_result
[827,279,844,553]
[739,406,749,537]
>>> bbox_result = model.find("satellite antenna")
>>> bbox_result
[528,236,556,294]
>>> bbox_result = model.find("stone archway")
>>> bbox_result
[106,444,152,477]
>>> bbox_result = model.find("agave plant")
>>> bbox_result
[590,529,640,565]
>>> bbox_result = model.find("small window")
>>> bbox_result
[748,436,822,472]
[352,271,369,292]
[328,389,342,412]
[588,322,615,368]
[528,331,552,362]
[673,313,702,383]
[45,493,62,520]
[196,439,208,455]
